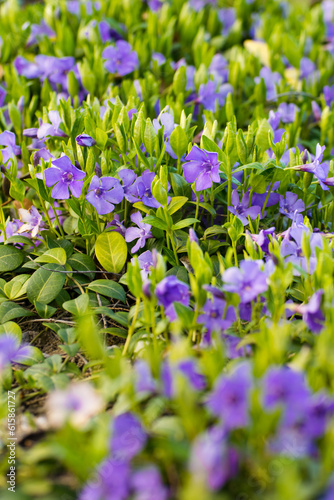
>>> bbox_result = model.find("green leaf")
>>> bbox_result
[201,136,224,161]
[4,274,30,300]
[95,127,109,150]
[168,196,189,215]
[0,322,22,342]
[87,280,126,302]
[34,301,57,319]
[35,248,67,266]
[172,218,199,230]
[144,215,168,231]
[100,327,128,339]
[20,346,44,366]
[143,118,157,156]
[95,232,127,273]
[68,253,96,278]
[0,301,34,324]
[63,293,90,315]
[169,126,188,159]
[255,119,273,151]
[0,245,24,272]
[26,264,66,305]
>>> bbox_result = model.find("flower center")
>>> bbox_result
[63,172,73,184]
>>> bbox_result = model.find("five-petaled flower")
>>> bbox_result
[85,175,124,215]
[36,155,86,199]
[183,146,220,191]
[102,41,139,76]
[228,190,261,226]
[125,211,152,253]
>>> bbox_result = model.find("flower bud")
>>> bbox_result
[76,134,96,147]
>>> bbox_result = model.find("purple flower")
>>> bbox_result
[37,111,67,140]
[198,297,236,342]
[127,170,166,208]
[190,0,217,11]
[125,212,152,254]
[26,20,55,47]
[0,335,31,372]
[189,426,238,491]
[107,214,126,236]
[17,206,45,238]
[76,134,96,147]
[102,41,138,76]
[98,20,125,44]
[118,169,138,202]
[0,220,27,243]
[33,148,54,167]
[178,359,206,391]
[0,85,6,107]
[80,458,130,500]
[277,103,299,123]
[131,250,154,280]
[86,176,123,215]
[0,131,21,165]
[134,360,156,394]
[148,0,162,11]
[183,146,220,191]
[292,144,329,190]
[263,367,310,422]
[218,8,236,36]
[206,363,252,430]
[300,57,316,80]
[152,52,166,67]
[209,54,229,84]
[254,67,282,101]
[131,466,168,500]
[281,225,323,275]
[111,412,147,461]
[36,155,86,199]
[248,227,276,254]
[324,84,334,107]
[293,290,325,333]
[161,361,174,399]
[279,192,305,219]
[197,81,232,112]
[155,276,190,321]
[152,112,177,159]
[223,260,268,303]
[228,190,261,226]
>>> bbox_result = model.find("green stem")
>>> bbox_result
[261,181,275,218]
[227,158,232,222]
[123,297,141,356]
[194,193,200,231]
[51,203,65,237]
[169,231,180,265]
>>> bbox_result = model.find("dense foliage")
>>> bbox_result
[1,0,334,498]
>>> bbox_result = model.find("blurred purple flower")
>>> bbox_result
[0,335,31,372]
[152,52,166,66]
[223,259,268,303]
[131,466,168,500]
[102,41,138,76]
[279,192,305,219]
[254,67,281,101]
[300,57,316,79]
[153,112,177,159]
[161,360,174,399]
[80,458,130,500]
[209,54,229,85]
[148,0,162,11]
[36,155,86,199]
[218,8,236,36]
[248,227,275,254]
[125,211,152,254]
[76,134,96,147]
[111,412,147,461]
[26,20,55,47]
[198,297,236,342]
[155,276,190,321]
[277,103,299,123]
[293,290,325,333]
[228,189,261,226]
[324,84,334,107]
[86,176,123,215]
[0,131,21,164]
[183,146,220,191]
[197,81,232,112]
[281,225,323,274]
[132,250,154,280]
[178,359,206,391]
[206,363,252,430]
[0,85,6,107]
[134,360,156,394]
[293,144,329,190]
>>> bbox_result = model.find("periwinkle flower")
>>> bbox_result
[33,148,54,167]
[248,227,276,254]
[324,84,334,107]
[131,466,168,500]
[107,213,126,236]
[152,52,166,67]
[132,250,154,280]
[312,101,322,122]
[0,219,27,243]
[277,103,299,123]
[125,211,152,254]
[36,155,86,199]
[279,192,305,220]
[86,176,124,215]
[209,54,229,85]
[102,41,139,76]
[300,57,316,80]
[155,276,190,321]
[46,382,104,428]
[206,363,252,430]
[80,458,130,500]
[0,131,21,165]
[293,290,325,333]
[134,359,156,394]
[223,260,268,303]
[76,134,96,147]
[110,412,147,461]
[26,20,55,47]
[161,360,174,399]
[190,0,217,11]
[38,111,67,140]
[281,225,323,275]
[219,8,236,36]
[292,144,329,190]
[126,170,166,208]
[0,335,31,373]
[198,297,236,342]
[189,426,238,491]
[197,81,232,112]
[17,206,45,238]
[98,20,125,44]
[178,359,206,391]
[118,169,138,202]
[153,112,177,159]
[254,67,282,101]
[183,146,220,191]
[228,190,261,226]
[0,85,6,107]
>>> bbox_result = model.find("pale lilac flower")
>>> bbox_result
[134,360,156,394]
[152,52,166,66]
[125,212,152,253]
[102,41,138,76]
[254,67,282,101]
[131,250,154,280]
[18,206,45,238]
[292,144,329,190]
[324,84,334,107]
[277,103,299,123]
[36,155,86,199]
[198,297,236,343]
[131,466,168,500]
[279,192,305,219]
[178,359,206,391]
[197,81,232,112]
[228,190,261,226]
[161,360,174,399]
[153,112,177,159]
[80,458,130,500]
[218,8,236,36]
[0,335,31,372]
[0,85,6,107]
[300,57,316,80]
[248,227,276,254]
[33,148,54,166]
[86,176,123,215]
[183,146,220,191]
[281,225,323,274]
[292,290,325,333]
[209,54,229,84]
[223,260,268,303]
[46,382,104,428]
[26,20,55,47]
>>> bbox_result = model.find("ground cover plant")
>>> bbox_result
[1,0,334,498]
